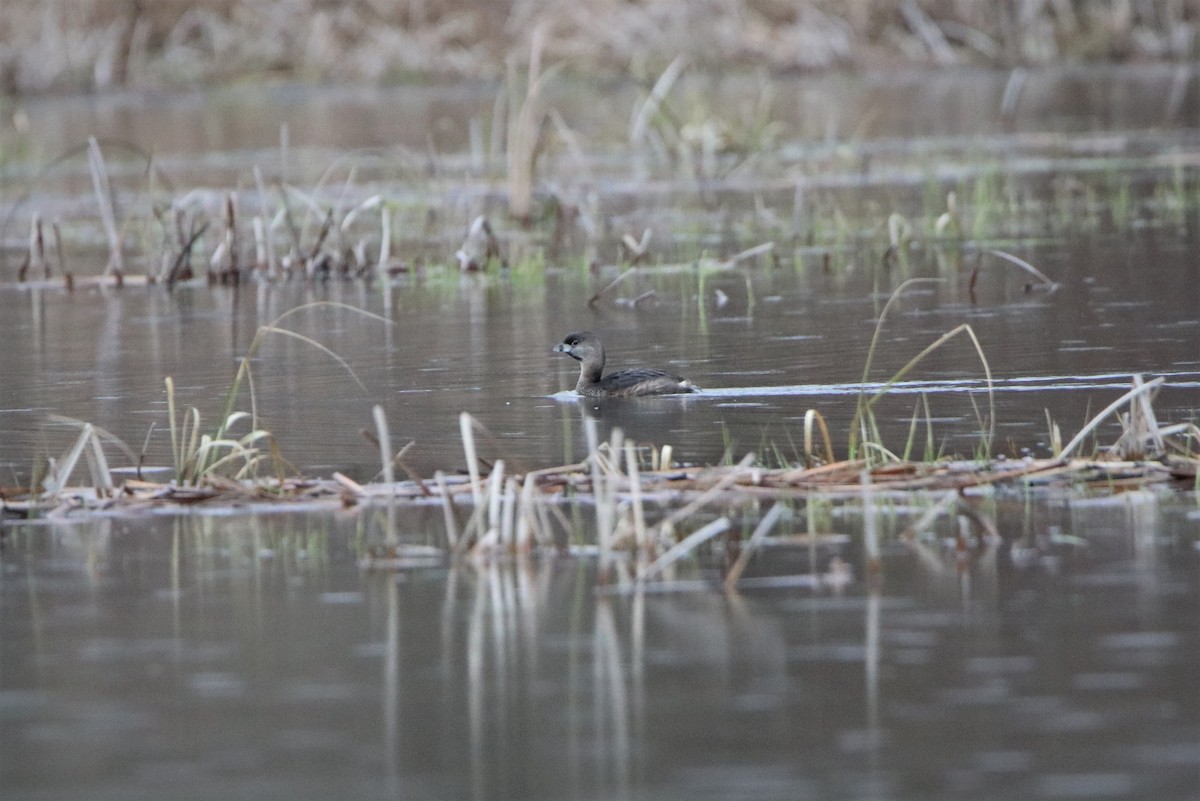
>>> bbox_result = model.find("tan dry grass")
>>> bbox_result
[2,1,1197,93]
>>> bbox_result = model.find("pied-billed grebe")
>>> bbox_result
[553,331,698,397]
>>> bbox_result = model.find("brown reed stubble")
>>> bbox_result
[3,1,1195,94]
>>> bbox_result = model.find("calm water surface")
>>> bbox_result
[2,493,1198,800]
[2,238,1199,483]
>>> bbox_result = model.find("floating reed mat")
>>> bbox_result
[3,452,1193,521]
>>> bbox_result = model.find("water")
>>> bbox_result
[2,237,1199,483]
[2,67,1200,799]
[2,493,1198,800]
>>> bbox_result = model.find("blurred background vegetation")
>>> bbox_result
[1,0,1197,94]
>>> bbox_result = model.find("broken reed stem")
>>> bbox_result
[1059,376,1166,458]
[588,266,639,307]
[983,248,1057,287]
[725,241,774,267]
[44,423,94,497]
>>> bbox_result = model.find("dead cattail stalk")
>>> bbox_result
[223,192,239,283]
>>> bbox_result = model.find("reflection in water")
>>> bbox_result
[2,495,1198,800]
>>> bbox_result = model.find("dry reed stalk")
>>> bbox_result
[43,423,94,497]
[723,241,775,268]
[332,471,366,499]
[435,470,460,551]
[1060,376,1166,458]
[1112,373,1165,459]
[208,241,227,282]
[86,137,124,279]
[501,477,518,548]
[506,24,557,222]
[377,204,391,277]
[803,409,835,465]
[624,440,647,551]
[981,248,1057,289]
[630,54,688,156]
[223,192,239,282]
[460,412,484,509]
[516,473,537,551]
[587,265,639,308]
[620,229,652,263]
[252,165,279,279]
[486,459,505,541]
[85,431,114,499]
[372,405,394,485]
